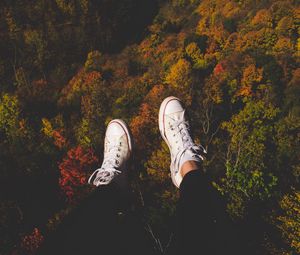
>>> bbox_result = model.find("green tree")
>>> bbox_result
[276,190,300,254]
[185,42,207,69]
[0,94,20,140]
[218,100,279,217]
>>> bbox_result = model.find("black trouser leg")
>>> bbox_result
[167,170,241,255]
[38,183,155,255]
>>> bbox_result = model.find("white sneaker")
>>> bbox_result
[159,96,206,188]
[88,119,132,186]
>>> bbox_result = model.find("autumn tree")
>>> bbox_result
[58,146,98,203]
[1,0,299,254]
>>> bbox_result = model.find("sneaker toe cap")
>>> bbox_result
[106,120,126,137]
[164,97,184,115]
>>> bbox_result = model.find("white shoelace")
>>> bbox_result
[170,119,194,149]
[170,119,207,174]
[88,142,122,186]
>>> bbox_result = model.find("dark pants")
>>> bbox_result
[38,170,240,255]
[166,170,240,254]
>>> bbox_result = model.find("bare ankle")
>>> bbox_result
[180,160,201,178]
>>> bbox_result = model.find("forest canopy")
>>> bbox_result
[0,0,299,254]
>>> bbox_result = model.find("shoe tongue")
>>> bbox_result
[171,110,185,121]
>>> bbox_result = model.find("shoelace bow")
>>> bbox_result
[88,141,122,186]
[170,119,207,174]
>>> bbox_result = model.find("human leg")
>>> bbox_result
[173,168,240,254]
[38,119,155,255]
[159,97,240,254]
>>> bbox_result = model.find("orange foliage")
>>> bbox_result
[52,130,67,149]
[59,68,101,105]
[241,64,263,86]
[130,84,167,155]
[19,119,26,130]
[222,1,240,18]
[58,146,98,202]
[251,9,272,27]
[156,35,177,56]
[138,34,160,61]
[144,84,166,106]
[83,71,102,86]
[81,95,93,117]
[41,117,67,149]
[237,85,252,97]
[130,103,155,151]
[289,68,300,87]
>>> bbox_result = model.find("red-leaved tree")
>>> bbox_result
[58,146,98,203]
[213,63,225,75]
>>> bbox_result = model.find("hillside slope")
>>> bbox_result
[0,0,299,254]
